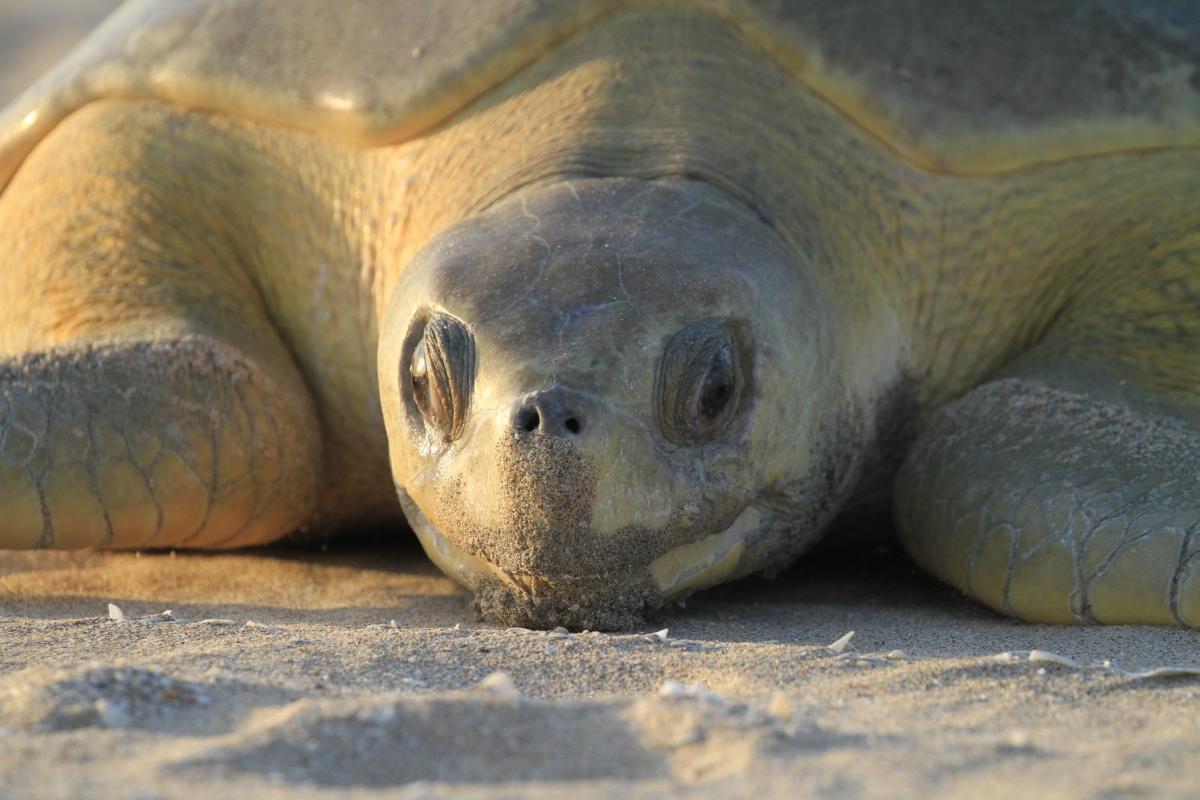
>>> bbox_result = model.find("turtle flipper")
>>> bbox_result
[895,377,1200,627]
[0,338,319,549]
[0,101,321,550]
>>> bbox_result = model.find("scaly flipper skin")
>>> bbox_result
[0,103,321,549]
[0,339,318,548]
[896,378,1200,627]
[897,245,1200,627]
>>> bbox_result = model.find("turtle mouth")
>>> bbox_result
[398,487,758,628]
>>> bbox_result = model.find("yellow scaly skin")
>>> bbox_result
[0,9,1196,624]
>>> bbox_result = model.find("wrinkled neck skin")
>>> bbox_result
[370,9,908,627]
[379,177,886,628]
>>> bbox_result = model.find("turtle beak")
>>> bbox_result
[648,505,758,599]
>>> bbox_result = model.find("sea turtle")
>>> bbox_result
[1,0,1198,629]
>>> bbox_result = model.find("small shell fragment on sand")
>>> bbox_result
[644,628,669,644]
[109,605,179,623]
[885,650,907,660]
[998,728,1035,753]
[243,620,281,631]
[1119,666,1200,680]
[766,691,793,719]
[191,618,237,626]
[547,626,570,640]
[826,630,855,654]
[1028,650,1080,669]
[476,671,520,698]
[657,680,725,703]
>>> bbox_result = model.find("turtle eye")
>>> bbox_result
[657,319,744,446]
[408,314,475,442]
[695,347,735,422]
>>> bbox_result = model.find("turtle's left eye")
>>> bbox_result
[408,313,475,442]
[657,319,744,446]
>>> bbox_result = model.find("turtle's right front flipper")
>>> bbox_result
[0,101,322,550]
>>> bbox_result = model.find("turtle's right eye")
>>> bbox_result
[408,314,475,442]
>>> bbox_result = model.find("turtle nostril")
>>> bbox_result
[512,389,587,437]
[516,407,541,433]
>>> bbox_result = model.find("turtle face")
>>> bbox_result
[379,178,836,628]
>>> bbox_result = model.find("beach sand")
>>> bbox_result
[2,5,1199,799]
[2,544,1199,799]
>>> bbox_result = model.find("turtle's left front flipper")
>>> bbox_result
[896,377,1199,626]
[895,247,1200,627]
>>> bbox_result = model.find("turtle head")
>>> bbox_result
[379,178,839,628]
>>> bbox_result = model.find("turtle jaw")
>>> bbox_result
[398,487,759,630]
[397,488,504,593]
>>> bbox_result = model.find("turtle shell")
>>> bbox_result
[2,0,1198,191]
